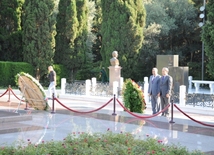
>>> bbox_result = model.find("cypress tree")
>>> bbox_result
[100,0,146,78]
[54,0,79,65]
[22,0,56,80]
[0,0,23,61]
[202,0,214,77]
[55,0,88,81]
[91,0,102,63]
[73,0,88,72]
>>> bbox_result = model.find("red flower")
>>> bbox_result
[158,140,163,143]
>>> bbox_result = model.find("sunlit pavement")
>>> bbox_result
[0,89,214,154]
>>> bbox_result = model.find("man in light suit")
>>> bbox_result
[148,68,161,114]
[158,67,173,117]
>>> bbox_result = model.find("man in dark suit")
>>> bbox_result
[158,67,173,117]
[148,68,161,114]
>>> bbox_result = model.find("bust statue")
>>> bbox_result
[110,51,119,66]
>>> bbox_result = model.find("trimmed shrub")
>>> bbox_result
[122,79,146,113]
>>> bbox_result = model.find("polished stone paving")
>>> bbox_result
[0,89,214,154]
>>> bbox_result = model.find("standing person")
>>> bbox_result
[148,68,161,114]
[159,67,173,117]
[48,66,57,98]
[100,67,109,83]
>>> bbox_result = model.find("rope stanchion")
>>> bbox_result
[10,89,25,102]
[55,98,113,114]
[24,101,29,110]
[112,94,117,115]
[116,99,170,119]
[169,99,175,124]
[174,104,214,127]
[51,93,55,114]
[0,88,9,98]
[7,85,11,102]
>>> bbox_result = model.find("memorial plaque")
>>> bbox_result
[156,55,178,73]
[169,67,189,94]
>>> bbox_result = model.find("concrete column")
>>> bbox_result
[179,85,186,106]
[85,79,91,96]
[61,78,66,95]
[188,76,193,90]
[120,77,124,89]
[144,77,149,104]
[91,77,96,87]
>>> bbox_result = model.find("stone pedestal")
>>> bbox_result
[108,66,122,88]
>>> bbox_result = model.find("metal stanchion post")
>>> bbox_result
[112,94,117,115]
[169,99,175,123]
[51,93,55,114]
[7,85,11,102]
[24,101,29,110]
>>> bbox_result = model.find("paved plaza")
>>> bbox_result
[0,89,214,154]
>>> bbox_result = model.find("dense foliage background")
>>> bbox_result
[0,0,212,84]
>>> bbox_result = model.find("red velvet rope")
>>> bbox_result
[116,99,170,119]
[174,104,214,127]
[9,89,25,102]
[54,98,113,114]
[0,89,9,98]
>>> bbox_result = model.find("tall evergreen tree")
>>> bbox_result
[22,0,57,80]
[100,0,146,78]
[202,0,214,78]
[0,0,23,61]
[73,0,88,73]
[54,0,78,65]
[91,0,102,63]
[54,0,89,81]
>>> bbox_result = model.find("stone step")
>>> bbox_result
[0,110,32,123]
[0,111,41,135]
[0,122,31,134]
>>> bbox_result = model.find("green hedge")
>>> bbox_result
[0,62,69,88]
[0,61,33,87]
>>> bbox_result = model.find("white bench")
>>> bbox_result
[191,80,214,93]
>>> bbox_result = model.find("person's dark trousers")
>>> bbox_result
[160,96,170,116]
[151,95,160,114]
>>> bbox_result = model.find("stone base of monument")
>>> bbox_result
[108,66,122,87]
[108,66,122,96]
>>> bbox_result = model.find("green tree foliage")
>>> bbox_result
[54,0,89,81]
[22,0,57,80]
[100,0,146,79]
[91,0,102,63]
[0,0,24,62]
[202,0,214,78]
[138,0,199,80]
[54,0,79,65]
[122,79,146,113]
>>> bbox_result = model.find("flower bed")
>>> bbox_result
[0,131,203,155]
